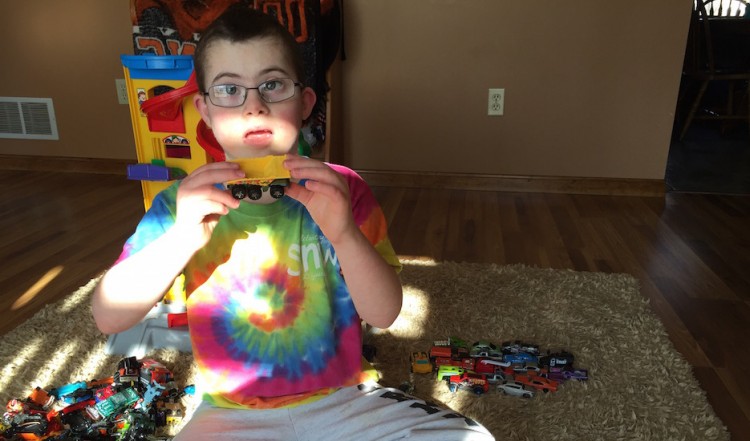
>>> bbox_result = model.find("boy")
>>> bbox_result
[92,6,493,440]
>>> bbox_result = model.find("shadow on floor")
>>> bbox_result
[666,121,750,195]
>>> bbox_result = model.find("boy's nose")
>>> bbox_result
[242,90,269,114]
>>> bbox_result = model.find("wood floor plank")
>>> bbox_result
[693,367,750,441]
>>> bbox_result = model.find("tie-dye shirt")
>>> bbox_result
[116,164,400,409]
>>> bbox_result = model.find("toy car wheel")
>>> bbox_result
[523,392,533,398]
[230,185,248,200]
[448,384,458,393]
[542,388,549,393]
[248,186,263,200]
[269,185,285,199]
[473,386,484,395]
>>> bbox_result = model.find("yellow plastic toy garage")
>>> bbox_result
[110,58,198,358]
[109,55,208,355]
[121,54,211,211]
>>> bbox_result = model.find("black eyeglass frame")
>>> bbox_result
[202,79,304,107]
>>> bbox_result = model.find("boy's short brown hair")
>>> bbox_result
[194,5,305,93]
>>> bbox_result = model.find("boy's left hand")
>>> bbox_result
[283,156,356,244]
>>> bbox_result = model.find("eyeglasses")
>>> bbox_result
[203,78,303,107]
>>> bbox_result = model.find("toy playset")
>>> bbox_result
[104,304,191,360]
[1,357,192,440]
[409,337,589,397]
[121,55,209,213]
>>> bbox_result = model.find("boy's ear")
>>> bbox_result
[193,93,211,128]
[301,87,317,121]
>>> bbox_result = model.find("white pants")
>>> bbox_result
[174,382,495,441]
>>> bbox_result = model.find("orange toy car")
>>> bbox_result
[514,374,559,393]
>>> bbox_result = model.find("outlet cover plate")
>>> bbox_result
[115,79,128,105]
[488,88,504,116]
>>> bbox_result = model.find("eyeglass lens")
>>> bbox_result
[208,79,297,107]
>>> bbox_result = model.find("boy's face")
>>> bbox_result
[193,37,316,160]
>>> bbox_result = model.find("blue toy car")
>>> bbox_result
[503,352,537,364]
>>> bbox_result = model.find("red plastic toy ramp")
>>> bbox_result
[140,70,199,120]
[196,119,226,161]
[140,70,226,161]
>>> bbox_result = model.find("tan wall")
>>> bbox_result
[0,0,693,180]
[0,0,136,160]
[342,0,693,180]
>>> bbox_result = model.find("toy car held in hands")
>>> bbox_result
[225,155,291,200]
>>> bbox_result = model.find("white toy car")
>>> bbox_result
[497,381,535,398]
[485,372,509,384]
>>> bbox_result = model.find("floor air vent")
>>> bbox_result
[0,97,58,140]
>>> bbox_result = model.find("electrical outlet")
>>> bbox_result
[488,88,504,116]
[115,79,128,105]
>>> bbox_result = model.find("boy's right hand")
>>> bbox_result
[174,162,244,248]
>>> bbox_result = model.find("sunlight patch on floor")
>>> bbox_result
[12,265,64,310]
[400,258,438,267]
[33,339,80,387]
[57,276,101,314]
[71,342,113,384]
[154,349,181,365]
[0,336,43,392]
[383,285,429,339]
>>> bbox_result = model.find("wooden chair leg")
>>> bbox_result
[680,79,710,140]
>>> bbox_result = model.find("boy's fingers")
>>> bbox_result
[178,180,241,211]
[303,179,347,199]
[208,186,242,208]
[177,197,236,225]
[284,156,325,173]
[282,182,306,203]
[287,163,345,189]
[285,180,345,206]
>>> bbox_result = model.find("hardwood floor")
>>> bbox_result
[1,169,748,439]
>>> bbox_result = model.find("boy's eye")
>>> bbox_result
[260,80,283,92]
[214,85,240,97]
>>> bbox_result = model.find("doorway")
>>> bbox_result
[666,0,750,195]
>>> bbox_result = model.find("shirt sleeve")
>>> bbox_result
[327,164,402,272]
[115,183,179,264]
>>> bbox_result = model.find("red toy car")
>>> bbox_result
[514,374,559,393]
[474,357,511,374]
[448,372,490,395]
[139,358,174,392]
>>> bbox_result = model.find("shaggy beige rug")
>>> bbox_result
[0,260,729,440]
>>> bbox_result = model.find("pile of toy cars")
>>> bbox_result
[1,357,193,440]
[410,338,589,398]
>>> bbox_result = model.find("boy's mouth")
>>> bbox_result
[243,129,273,147]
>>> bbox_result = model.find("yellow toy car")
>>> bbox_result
[410,351,433,374]
[226,155,291,200]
